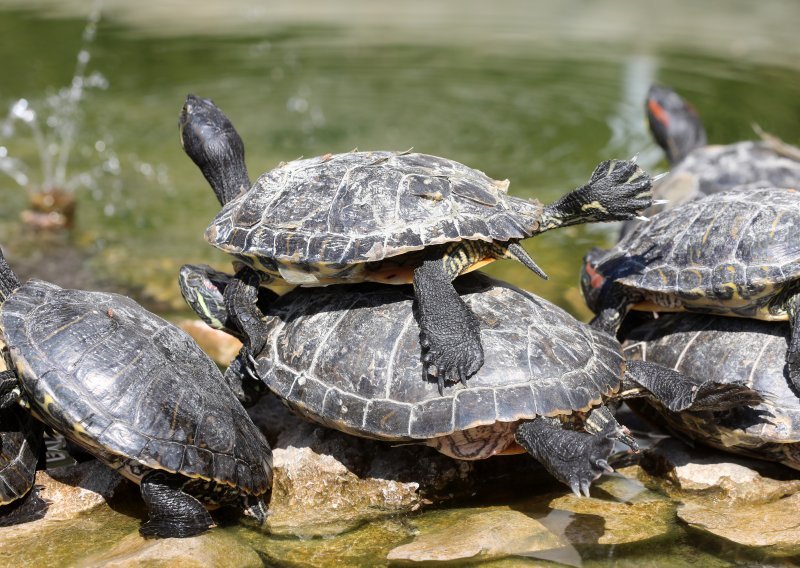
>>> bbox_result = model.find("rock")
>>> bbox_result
[678,493,800,554]
[386,507,577,565]
[77,530,263,568]
[545,473,674,546]
[178,319,241,366]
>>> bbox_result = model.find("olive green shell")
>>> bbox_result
[598,187,800,318]
[0,280,272,496]
[0,408,41,506]
[255,274,623,441]
[623,314,800,469]
[207,151,543,271]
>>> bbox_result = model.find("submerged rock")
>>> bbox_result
[386,507,575,565]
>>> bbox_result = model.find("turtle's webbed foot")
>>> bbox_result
[689,381,764,412]
[581,158,654,221]
[224,349,265,407]
[515,419,616,497]
[421,326,484,392]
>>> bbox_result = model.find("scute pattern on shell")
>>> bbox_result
[623,314,800,468]
[207,151,544,265]
[0,280,272,495]
[602,188,800,309]
[255,274,623,441]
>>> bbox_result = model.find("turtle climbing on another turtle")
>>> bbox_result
[624,314,800,469]
[620,84,800,237]
[0,250,273,538]
[180,265,759,496]
[179,94,655,391]
[582,187,800,394]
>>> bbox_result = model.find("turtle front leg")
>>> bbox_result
[224,267,270,405]
[413,257,483,392]
[540,159,653,230]
[785,292,800,396]
[622,360,763,411]
[589,282,634,336]
[139,470,214,538]
[514,417,621,497]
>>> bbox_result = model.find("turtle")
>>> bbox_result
[619,84,800,237]
[178,94,654,389]
[0,250,273,538]
[179,264,759,495]
[0,407,42,516]
[623,313,800,469]
[581,186,800,394]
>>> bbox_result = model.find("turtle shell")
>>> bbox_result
[0,407,41,506]
[207,151,543,273]
[623,314,800,468]
[255,273,623,442]
[597,187,800,318]
[0,280,272,496]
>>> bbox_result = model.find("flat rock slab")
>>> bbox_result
[386,507,575,565]
[77,530,262,568]
[678,492,800,554]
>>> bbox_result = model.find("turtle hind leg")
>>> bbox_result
[413,256,484,389]
[139,471,214,538]
[514,417,617,497]
[622,360,763,412]
[541,159,653,230]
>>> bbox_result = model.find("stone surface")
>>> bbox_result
[77,530,263,568]
[178,319,242,366]
[386,507,573,565]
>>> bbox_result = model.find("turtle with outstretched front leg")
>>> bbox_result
[179,94,655,391]
[0,407,42,523]
[180,265,759,496]
[583,186,800,394]
[0,250,272,538]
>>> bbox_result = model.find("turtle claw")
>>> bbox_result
[595,459,614,474]
[437,374,445,396]
[570,481,581,497]
[580,479,591,498]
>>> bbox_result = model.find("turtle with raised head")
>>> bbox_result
[0,251,272,538]
[582,186,800,394]
[180,264,758,496]
[620,84,800,237]
[624,313,800,469]
[179,94,654,390]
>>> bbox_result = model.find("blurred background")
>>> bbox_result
[1,0,799,320]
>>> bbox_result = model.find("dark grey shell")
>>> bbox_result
[255,274,623,441]
[601,187,800,315]
[0,408,41,506]
[207,151,543,267]
[620,141,800,237]
[0,280,272,495]
[623,314,800,468]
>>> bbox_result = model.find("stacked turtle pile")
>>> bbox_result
[175,94,758,502]
[583,85,800,470]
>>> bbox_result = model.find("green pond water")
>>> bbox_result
[1,1,800,565]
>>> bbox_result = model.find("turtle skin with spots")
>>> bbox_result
[0,274,272,538]
[180,94,654,390]
[623,314,800,469]
[582,187,800,395]
[619,84,800,238]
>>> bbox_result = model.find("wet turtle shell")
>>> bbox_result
[255,273,624,458]
[207,151,544,285]
[623,313,800,469]
[0,407,41,507]
[0,280,272,499]
[589,187,800,320]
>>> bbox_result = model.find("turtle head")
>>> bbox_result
[579,247,610,314]
[178,264,235,334]
[646,84,707,166]
[180,94,251,206]
[0,248,20,304]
